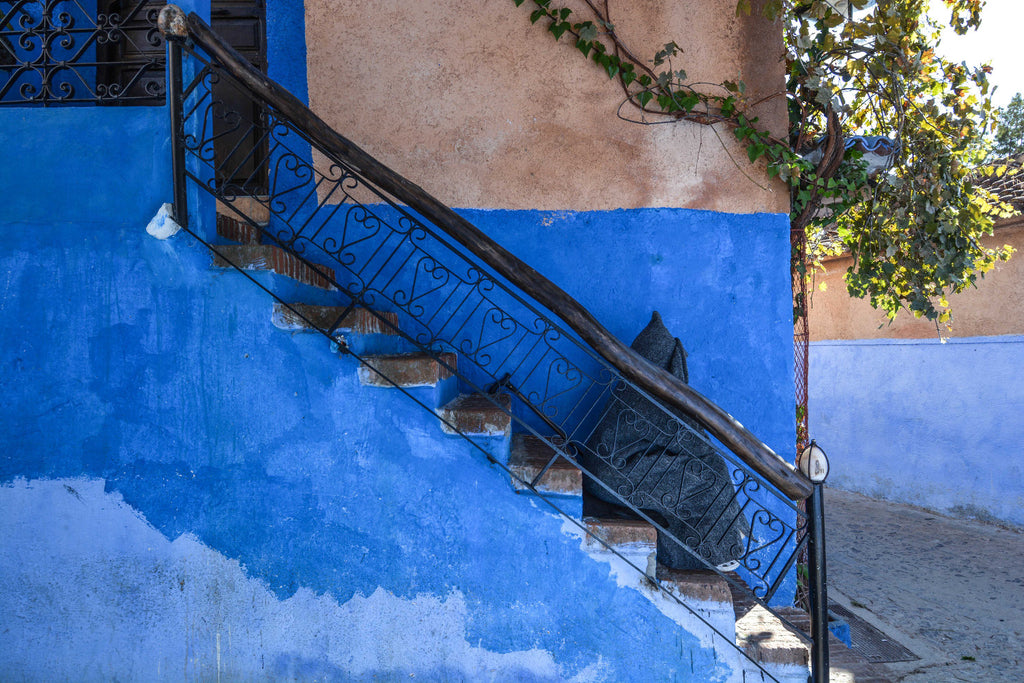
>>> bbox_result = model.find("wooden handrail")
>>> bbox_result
[163,6,813,500]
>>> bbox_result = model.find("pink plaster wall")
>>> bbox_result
[808,219,1024,340]
[303,0,787,213]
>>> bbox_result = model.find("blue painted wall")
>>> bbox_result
[810,337,1024,528]
[0,0,213,227]
[467,207,795,460]
[0,0,800,678]
[0,0,308,231]
[0,105,169,226]
[1,220,747,681]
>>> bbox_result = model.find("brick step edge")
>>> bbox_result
[212,245,335,290]
[217,213,263,245]
[507,434,582,495]
[726,576,810,667]
[583,516,657,553]
[438,393,512,436]
[272,303,399,335]
[357,352,456,388]
[216,197,270,225]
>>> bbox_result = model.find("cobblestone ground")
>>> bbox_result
[825,487,1024,683]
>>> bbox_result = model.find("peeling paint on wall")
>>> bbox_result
[0,478,610,682]
[0,212,792,680]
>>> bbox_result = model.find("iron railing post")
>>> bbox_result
[167,35,188,228]
[807,482,830,683]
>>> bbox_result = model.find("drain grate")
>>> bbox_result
[830,602,920,663]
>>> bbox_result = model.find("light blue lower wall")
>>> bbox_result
[810,337,1024,528]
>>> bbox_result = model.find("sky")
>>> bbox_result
[931,0,1024,108]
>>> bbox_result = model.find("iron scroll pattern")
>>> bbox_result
[177,50,808,605]
[0,0,163,105]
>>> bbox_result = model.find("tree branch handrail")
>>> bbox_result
[161,5,812,501]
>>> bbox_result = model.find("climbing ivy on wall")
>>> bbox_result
[513,0,1015,325]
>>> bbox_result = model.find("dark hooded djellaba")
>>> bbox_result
[580,312,751,570]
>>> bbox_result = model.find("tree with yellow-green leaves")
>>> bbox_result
[514,0,1015,324]
[991,93,1024,159]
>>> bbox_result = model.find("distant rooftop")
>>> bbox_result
[977,155,1024,214]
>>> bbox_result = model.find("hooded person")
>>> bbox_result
[580,312,750,571]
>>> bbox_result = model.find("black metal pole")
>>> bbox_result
[807,482,830,683]
[167,37,188,229]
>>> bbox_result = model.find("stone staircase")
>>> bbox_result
[509,435,810,674]
[208,205,813,682]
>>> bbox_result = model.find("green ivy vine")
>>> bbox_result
[513,0,1015,326]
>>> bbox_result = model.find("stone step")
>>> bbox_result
[583,517,657,555]
[507,434,582,495]
[216,212,263,245]
[357,352,456,388]
[272,303,399,335]
[437,393,512,436]
[507,435,805,671]
[216,196,270,225]
[212,244,335,290]
[734,605,810,667]
[655,565,733,604]
[725,574,810,668]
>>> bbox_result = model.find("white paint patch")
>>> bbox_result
[557,515,809,683]
[145,203,182,240]
[559,518,736,640]
[558,516,752,682]
[0,478,600,682]
[403,425,457,460]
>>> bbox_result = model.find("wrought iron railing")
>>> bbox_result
[0,0,164,105]
[160,7,830,681]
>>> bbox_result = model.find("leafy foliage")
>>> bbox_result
[991,93,1024,158]
[512,0,1015,324]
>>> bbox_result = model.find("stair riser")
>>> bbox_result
[509,470,581,497]
[437,403,511,437]
[272,304,399,335]
[213,245,336,290]
[217,213,263,245]
[357,353,456,388]
[217,197,271,225]
[583,518,657,557]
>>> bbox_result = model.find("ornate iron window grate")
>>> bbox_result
[0,0,164,105]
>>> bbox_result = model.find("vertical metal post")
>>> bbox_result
[807,482,830,683]
[167,37,188,229]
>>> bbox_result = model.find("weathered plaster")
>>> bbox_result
[303,0,788,213]
[0,479,607,681]
[0,0,801,676]
[809,221,1024,340]
[0,211,794,678]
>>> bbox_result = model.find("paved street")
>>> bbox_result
[825,487,1024,682]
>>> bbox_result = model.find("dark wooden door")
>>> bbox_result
[96,1,166,104]
[210,0,268,193]
[99,1,268,191]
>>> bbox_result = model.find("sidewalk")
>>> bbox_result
[824,486,1024,682]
